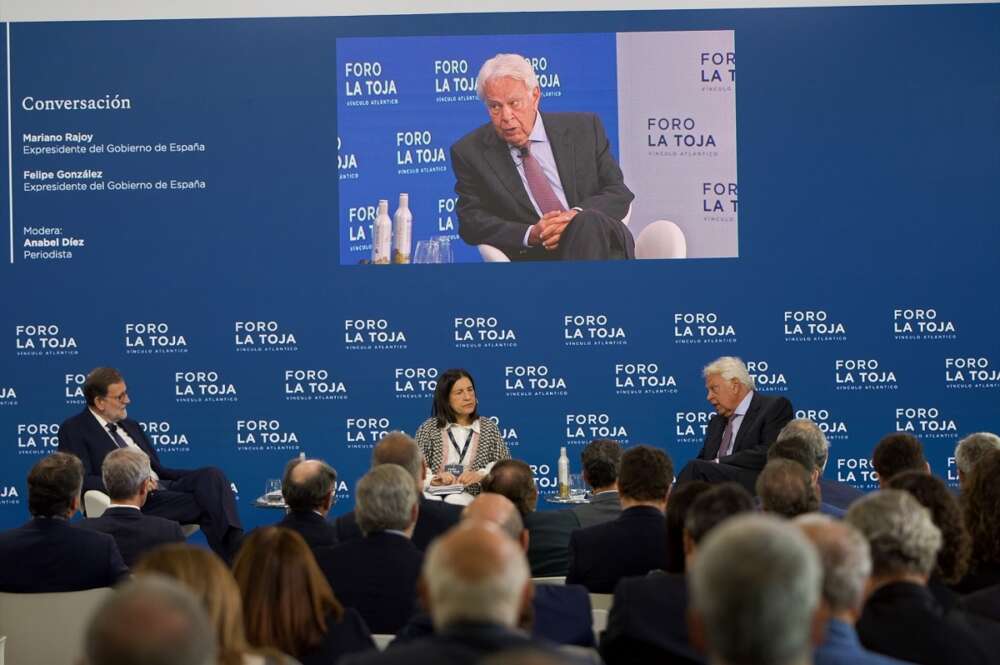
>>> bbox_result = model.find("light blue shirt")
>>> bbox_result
[507,114,570,247]
[718,391,754,459]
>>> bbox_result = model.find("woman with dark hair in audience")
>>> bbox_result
[663,480,711,573]
[414,368,510,495]
[233,527,374,665]
[134,543,297,665]
[956,448,1000,594]
[887,471,970,606]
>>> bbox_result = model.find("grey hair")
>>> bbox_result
[954,432,1000,476]
[845,490,942,578]
[690,514,821,665]
[355,464,418,536]
[778,419,830,471]
[372,431,423,481]
[702,356,755,390]
[423,526,530,629]
[795,514,872,613]
[756,459,820,519]
[84,575,216,665]
[476,53,538,101]
[102,448,152,500]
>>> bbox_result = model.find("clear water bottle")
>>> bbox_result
[558,446,570,499]
[393,193,412,264]
[372,199,391,265]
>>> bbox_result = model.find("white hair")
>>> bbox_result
[845,490,942,578]
[795,514,872,613]
[777,419,831,471]
[102,448,152,500]
[355,464,418,536]
[476,53,538,101]
[423,528,530,629]
[954,432,1000,476]
[702,356,755,390]
[690,514,821,665]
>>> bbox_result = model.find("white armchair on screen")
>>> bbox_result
[84,489,200,537]
[477,203,633,262]
[634,219,687,259]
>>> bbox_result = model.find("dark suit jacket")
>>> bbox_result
[298,608,375,665]
[78,505,185,567]
[525,508,581,577]
[276,510,338,550]
[962,584,1000,623]
[566,505,667,593]
[600,572,702,665]
[343,621,590,665]
[696,392,794,470]
[315,531,423,635]
[334,496,460,552]
[571,490,622,529]
[58,408,188,494]
[0,517,129,592]
[819,477,865,509]
[856,582,992,665]
[450,112,634,259]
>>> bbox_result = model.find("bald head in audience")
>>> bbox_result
[281,457,337,516]
[422,522,533,631]
[463,492,527,548]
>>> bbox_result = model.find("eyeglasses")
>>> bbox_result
[102,391,128,403]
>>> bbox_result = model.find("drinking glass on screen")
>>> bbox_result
[265,478,282,502]
[413,240,431,264]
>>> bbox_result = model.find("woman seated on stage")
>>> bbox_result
[414,368,510,497]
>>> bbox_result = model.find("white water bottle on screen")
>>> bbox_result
[392,193,412,264]
[558,446,570,499]
[372,199,391,264]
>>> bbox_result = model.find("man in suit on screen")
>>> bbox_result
[451,53,634,261]
[676,356,793,493]
[58,367,243,561]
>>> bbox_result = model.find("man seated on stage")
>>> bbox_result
[0,452,128,592]
[451,53,635,261]
[79,447,185,566]
[276,456,340,550]
[58,367,243,561]
[676,356,793,493]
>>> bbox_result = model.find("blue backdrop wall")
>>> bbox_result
[1,3,998,529]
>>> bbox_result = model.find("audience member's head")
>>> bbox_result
[963,448,1000,571]
[232,527,344,659]
[423,522,532,631]
[954,432,1000,490]
[135,544,282,665]
[776,418,830,472]
[756,458,820,518]
[768,435,817,475]
[481,460,538,516]
[83,575,216,665]
[281,457,337,516]
[795,514,872,622]
[845,490,941,583]
[689,514,821,665]
[463,492,526,546]
[872,433,928,487]
[355,464,419,537]
[888,470,970,584]
[28,452,83,518]
[580,439,622,491]
[372,431,424,481]
[618,445,673,510]
[102,447,153,503]
[664,480,712,573]
[684,483,756,557]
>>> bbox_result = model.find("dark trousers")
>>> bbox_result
[676,459,761,495]
[144,466,243,560]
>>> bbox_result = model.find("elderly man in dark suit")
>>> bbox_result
[0,452,127,592]
[450,53,634,261]
[571,439,622,528]
[566,445,673,593]
[58,367,242,561]
[78,447,184,566]
[275,456,339,549]
[677,356,793,493]
[335,432,460,551]
[775,418,863,511]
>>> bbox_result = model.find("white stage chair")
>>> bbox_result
[84,489,200,537]
[634,220,687,259]
[532,576,566,585]
[372,634,395,651]
[0,587,113,665]
[589,593,613,611]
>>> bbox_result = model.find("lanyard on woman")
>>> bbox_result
[447,427,475,463]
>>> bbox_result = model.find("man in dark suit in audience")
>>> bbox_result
[481,459,581,577]
[58,367,243,561]
[871,433,930,488]
[78,447,185,566]
[335,432,461,551]
[341,523,588,665]
[767,436,844,517]
[316,464,423,634]
[756,458,820,519]
[676,356,793,493]
[571,439,622,528]
[600,483,754,665]
[0,452,128,592]
[566,445,673,593]
[776,418,863,509]
[275,456,339,549]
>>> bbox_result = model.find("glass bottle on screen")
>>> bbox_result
[558,446,570,499]
[372,199,391,265]
[392,193,412,264]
